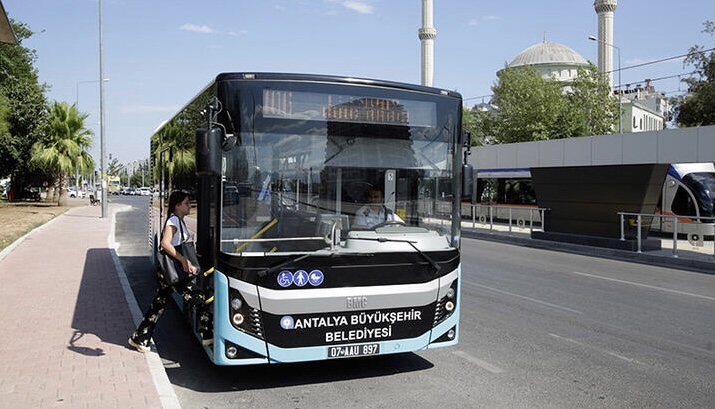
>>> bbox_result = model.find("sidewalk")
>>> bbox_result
[0,204,178,409]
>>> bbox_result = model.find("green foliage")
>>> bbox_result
[464,63,618,145]
[568,64,619,135]
[108,157,123,176]
[0,20,49,186]
[462,102,498,146]
[492,66,568,143]
[31,101,94,204]
[0,93,9,136]
[127,160,149,187]
[671,21,715,127]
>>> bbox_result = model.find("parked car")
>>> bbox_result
[18,187,41,201]
[68,187,86,198]
[138,187,152,196]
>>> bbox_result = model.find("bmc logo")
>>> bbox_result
[346,296,368,309]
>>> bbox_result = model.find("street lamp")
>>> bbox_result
[99,0,107,218]
[75,78,109,107]
[589,35,622,133]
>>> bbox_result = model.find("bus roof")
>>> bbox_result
[215,72,463,99]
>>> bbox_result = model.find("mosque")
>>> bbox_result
[419,0,669,133]
[503,36,668,133]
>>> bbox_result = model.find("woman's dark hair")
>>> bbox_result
[167,190,190,217]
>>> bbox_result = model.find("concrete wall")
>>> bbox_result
[472,125,715,170]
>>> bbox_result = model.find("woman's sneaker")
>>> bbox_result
[128,337,150,353]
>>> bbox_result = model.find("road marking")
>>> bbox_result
[572,271,715,302]
[549,333,642,364]
[471,283,584,314]
[452,350,505,373]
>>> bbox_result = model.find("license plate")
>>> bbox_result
[327,343,380,359]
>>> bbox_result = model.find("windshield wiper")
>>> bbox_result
[349,236,441,273]
[257,253,312,279]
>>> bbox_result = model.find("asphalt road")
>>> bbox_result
[115,196,715,409]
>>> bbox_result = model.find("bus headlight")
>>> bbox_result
[230,297,243,310]
[229,288,264,338]
[433,280,459,326]
[232,313,245,326]
[226,345,239,359]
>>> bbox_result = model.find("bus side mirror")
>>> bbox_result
[462,163,473,199]
[196,128,222,176]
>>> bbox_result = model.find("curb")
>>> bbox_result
[109,205,182,409]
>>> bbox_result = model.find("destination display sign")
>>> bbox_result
[262,89,437,127]
[263,304,436,348]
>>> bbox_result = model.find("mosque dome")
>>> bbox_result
[508,41,588,68]
[500,40,589,91]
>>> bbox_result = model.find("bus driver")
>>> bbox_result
[354,188,403,228]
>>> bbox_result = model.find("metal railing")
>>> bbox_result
[466,204,549,235]
[617,212,715,258]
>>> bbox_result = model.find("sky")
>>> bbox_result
[5,0,714,167]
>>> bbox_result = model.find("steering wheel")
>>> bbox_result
[370,220,406,230]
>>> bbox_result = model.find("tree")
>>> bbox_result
[465,63,618,145]
[0,20,49,196]
[462,102,496,146]
[671,21,715,127]
[31,101,94,205]
[492,65,569,143]
[568,64,619,136]
[128,160,149,187]
[107,157,123,176]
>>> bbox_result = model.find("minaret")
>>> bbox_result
[419,0,436,87]
[594,0,618,88]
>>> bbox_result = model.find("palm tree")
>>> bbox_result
[31,101,94,205]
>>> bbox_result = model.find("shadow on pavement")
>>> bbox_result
[68,248,137,355]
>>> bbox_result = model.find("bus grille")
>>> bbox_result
[433,297,448,325]
[249,307,264,338]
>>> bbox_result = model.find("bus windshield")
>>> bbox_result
[219,82,459,254]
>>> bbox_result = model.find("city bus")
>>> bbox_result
[107,175,121,195]
[151,72,469,365]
